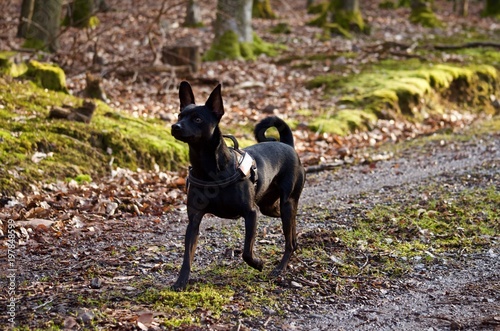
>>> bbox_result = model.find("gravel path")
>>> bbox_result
[284,130,500,330]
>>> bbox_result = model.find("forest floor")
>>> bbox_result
[3,115,499,331]
[1,0,500,330]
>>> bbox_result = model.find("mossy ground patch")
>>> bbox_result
[0,78,187,195]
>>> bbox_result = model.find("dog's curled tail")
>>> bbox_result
[254,116,294,147]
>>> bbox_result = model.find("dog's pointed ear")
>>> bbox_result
[179,81,195,111]
[205,84,224,120]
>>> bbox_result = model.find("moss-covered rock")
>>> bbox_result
[22,60,68,93]
[0,78,188,195]
[0,52,28,77]
[307,61,499,134]
[309,109,378,136]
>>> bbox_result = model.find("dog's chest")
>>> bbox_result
[187,183,254,219]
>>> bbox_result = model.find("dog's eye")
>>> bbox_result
[193,117,202,124]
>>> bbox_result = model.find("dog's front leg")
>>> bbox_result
[172,211,204,291]
[242,209,264,271]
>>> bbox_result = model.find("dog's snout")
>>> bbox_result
[171,123,182,132]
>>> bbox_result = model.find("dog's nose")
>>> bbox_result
[171,123,182,133]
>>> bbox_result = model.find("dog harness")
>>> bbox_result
[186,135,258,189]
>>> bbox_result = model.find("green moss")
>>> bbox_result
[138,285,233,328]
[22,38,47,51]
[63,0,99,28]
[482,0,500,17]
[310,109,377,135]
[68,174,92,184]
[362,186,500,253]
[307,9,328,27]
[204,31,245,61]
[204,31,283,61]
[410,4,443,28]
[304,184,500,278]
[308,0,369,37]
[0,78,188,195]
[307,2,329,14]
[0,52,28,77]
[308,61,499,127]
[379,1,396,9]
[22,60,68,93]
[252,33,284,57]
[252,0,276,19]
[270,22,291,34]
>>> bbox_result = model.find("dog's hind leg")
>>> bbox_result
[172,210,204,291]
[270,197,299,277]
[242,208,264,271]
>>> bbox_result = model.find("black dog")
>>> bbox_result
[171,81,305,290]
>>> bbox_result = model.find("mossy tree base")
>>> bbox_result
[63,0,100,28]
[410,0,443,27]
[307,0,369,39]
[252,0,276,19]
[203,31,282,61]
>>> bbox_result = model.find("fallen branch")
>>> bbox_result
[433,41,500,50]
[305,160,345,173]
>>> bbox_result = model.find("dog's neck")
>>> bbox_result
[188,127,234,181]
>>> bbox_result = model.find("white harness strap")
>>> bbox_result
[237,151,254,177]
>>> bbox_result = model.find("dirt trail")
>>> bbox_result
[284,131,500,331]
[288,249,499,330]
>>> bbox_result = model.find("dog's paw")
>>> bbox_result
[269,266,284,278]
[171,279,188,291]
[243,253,264,271]
[254,259,264,272]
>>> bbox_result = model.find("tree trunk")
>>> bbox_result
[483,0,500,16]
[458,0,469,17]
[17,0,35,38]
[214,0,253,43]
[204,0,280,61]
[341,0,357,11]
[204,0,253,60]
[21,0,63,52]
[65,0,95,28]
[184,0,202,27]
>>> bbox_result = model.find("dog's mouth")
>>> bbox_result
[171,127,195,143]
[171,130,188,141]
